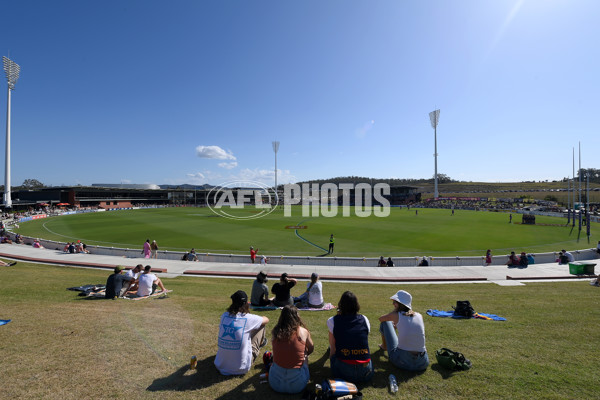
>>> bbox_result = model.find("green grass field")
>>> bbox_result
[14,207,596,257]
[1,262,598,399]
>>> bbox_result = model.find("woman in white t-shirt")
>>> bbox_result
[294,273,324,308]
[378,290,429,371]
[215,290,269,375]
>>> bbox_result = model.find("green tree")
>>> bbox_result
[21,179,44,189]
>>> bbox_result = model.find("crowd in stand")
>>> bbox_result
[414,198,519,211]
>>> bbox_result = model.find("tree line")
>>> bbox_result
[294,174,455,187]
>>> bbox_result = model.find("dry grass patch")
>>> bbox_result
[1,262,599,399]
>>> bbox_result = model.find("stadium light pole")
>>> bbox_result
[272,141,280,193]
[429,109,440,199]
[3,56,20,209]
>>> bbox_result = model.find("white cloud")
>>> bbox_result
[187,172,205,179]
[195,145,236,160]
[218,161,238,170]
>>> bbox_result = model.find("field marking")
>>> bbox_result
[41,220,143,248]
[294,219,328,252]
[30,210,593,256]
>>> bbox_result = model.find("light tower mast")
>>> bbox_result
[3,56,21,208]
[429,109,440,199]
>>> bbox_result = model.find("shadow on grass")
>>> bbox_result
[147,355,275,399]
[308,346,331,382]
[74,296,106,301]
[371,347,427,388]
[147,355,226,392]
[430,363,458,380]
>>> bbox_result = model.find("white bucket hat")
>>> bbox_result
[390,290,412,310]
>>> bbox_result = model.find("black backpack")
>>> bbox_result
[452,300,475,318]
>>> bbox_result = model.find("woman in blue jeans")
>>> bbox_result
[378,290,429,371]
[327,291,374,383]
[268,306,314,394]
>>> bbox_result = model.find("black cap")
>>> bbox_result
[257,271,268,282]
[311,272,318,280]
[231,290,248,305]
[281,272,288,280]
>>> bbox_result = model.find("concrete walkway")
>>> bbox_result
[0,243,597,286]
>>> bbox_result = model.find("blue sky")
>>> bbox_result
[0,0,598,187]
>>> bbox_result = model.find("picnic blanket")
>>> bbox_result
[68,284,172,300]
[0,319,11,326]
[298,303,336,311]
[67,284,106,296]
[122,290,172,300]
[427,309,506,321]
[85,289,172,300]
[251,303,336,311]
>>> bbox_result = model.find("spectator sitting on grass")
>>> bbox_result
[251,271,272,307]
[123,264,143,294]
[136,265,167,296]
[268,305,314,394]
[0,259,17,267]
[214,290,269,375]
[294,273,324,308]
[105,266,134,299]
[272,273,297,307]
[327,291,374,383]
[378,290,429,371]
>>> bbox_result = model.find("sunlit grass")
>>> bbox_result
[1,261,599,399]
[14,207,594,257]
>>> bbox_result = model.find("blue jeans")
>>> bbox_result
[268,361,309,394]
[330,354,374,383]
[379,321,429,371]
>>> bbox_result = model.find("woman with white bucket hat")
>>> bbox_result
[378,290,429,371]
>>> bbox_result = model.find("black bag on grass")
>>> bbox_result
[435,348,472,371]
[452,300,475,318]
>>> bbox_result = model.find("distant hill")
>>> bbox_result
[292,176,600,205]
[159,184,214,190]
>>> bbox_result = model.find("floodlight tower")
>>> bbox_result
[3,56,20,209]
[272,141,280,201]
[429,109,440,199]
